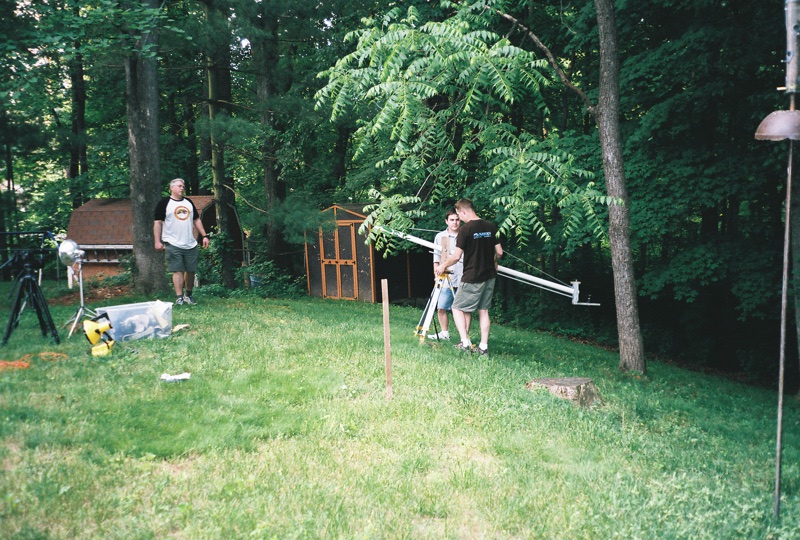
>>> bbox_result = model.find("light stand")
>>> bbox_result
[753,0,800,520]
[58,239,97,338]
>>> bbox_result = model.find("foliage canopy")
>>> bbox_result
[316,5,608,249]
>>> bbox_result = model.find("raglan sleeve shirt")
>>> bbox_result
[154,197,199,250]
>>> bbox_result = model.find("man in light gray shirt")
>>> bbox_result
[429,208,463,340]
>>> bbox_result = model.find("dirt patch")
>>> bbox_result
[49,284,133,306]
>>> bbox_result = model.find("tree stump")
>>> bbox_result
[526,377,602,408]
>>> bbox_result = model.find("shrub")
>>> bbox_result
[235,259,305,299]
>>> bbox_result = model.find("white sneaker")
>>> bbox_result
[427,331,450,341]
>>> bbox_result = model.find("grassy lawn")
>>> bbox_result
[1,282,799,538]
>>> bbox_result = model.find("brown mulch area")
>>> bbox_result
[48,284,133,306]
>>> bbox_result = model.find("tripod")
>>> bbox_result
[414,272,455,343]
[63,258,96,338]
[3,263,60,346]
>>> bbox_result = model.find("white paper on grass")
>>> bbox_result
[160,372,191,382]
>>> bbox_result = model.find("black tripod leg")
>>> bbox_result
[30,282,48,337]
[29,280,60,345]
[40,291,60,345]
[2,279,26,345]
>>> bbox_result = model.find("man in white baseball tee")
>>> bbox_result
[153,178,209,305]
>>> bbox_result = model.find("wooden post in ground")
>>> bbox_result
[382,279,392,400]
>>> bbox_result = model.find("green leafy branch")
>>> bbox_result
[359,189,424,256]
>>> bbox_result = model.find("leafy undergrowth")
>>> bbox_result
[0,284,798,538]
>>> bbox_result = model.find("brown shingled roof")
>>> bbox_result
[66,196,215,247]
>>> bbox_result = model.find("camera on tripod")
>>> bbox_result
[2,248,59,346]
[7,249,46,272]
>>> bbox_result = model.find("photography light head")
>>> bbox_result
[58,239,85,266]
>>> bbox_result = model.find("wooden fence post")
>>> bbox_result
[382,279,392,400]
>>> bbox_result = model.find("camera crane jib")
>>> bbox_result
[374,226,599,306]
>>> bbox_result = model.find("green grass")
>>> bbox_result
[0,282,798,538]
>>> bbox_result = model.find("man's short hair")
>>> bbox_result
[170,178,185,188]
[445,208,458,219]
[454,198,474,212]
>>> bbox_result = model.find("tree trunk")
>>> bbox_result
[253,11,282,260]
[204,0,237,289]
[184,95,199,195]
[594,0,646,373]
[69,43,87,209]
[1,111,10,280]
[493,6,646,373]
[124,0,166,295]
[332,125,350,184]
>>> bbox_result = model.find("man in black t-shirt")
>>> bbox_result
[435,199,503,356]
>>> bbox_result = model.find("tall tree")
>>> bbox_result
[251,2,282,261]
[0,0,29,256]
[68,41,88,209]
[202,0,237,289]
[493,0,644,373]
[124,0,166,294]
[592,0,644,373]
[237,0,346,266]
[604,0,784,375]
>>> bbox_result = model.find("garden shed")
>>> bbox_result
[305,204,430,303]
[66,196,243,278]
